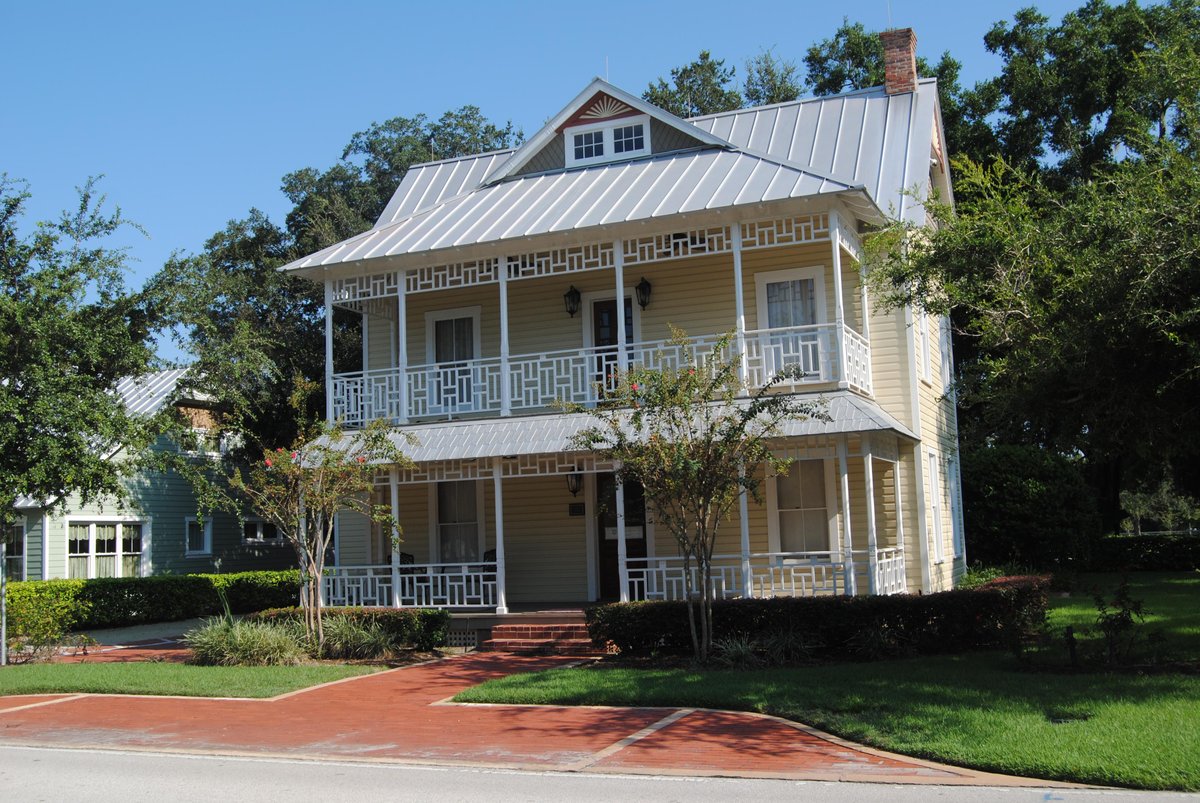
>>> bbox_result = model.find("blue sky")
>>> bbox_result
[4,0,1081,360]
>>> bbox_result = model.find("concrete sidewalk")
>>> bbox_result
[0,652,1069,786]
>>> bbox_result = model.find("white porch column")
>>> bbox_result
[893,455,907,592]
[324,278,334,422]
[731,223,749,387]
[738,462,751,597]
[498,256,511,416]
[613,239,628,372]
[396,272,408,425]
[863,444,878,595]
[836,436,857,595]
[389,468,402,608]
[616,468,630,603]
[829,211,849,387]
[492,458,508,614]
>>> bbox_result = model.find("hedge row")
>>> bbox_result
[4,571,301,635]
[586,575,1050,659]
[248,606,451,650]
[1089,534,1200,571]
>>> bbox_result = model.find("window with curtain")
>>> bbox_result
[3,524,24,581]
[437,480,479,563]
[776,460,830,554]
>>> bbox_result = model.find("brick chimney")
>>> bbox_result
[881,28,918,95]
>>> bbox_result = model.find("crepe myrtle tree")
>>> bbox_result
[569,330,824,661]
[225,408,412,646]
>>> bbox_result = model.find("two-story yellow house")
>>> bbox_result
[282,29,964,616]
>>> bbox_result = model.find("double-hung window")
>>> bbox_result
[68,521,144,579]
[436,480,481,564]
[185,517,212,557]
[755,267,828,382]
[3,523,24,581]
[774,460,833,555]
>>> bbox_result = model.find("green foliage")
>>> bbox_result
[643,50,743,118]
[1090,534,1200,571]
[569,330,821,662]
[3,580,87,661]
[319,616,397,660]
[3,572,301,637]
[585,577,1049,661]
[1093,578,1154,665]
[960,445,1100,570]
[248,606,450,651]
[184,618,307,666]
[0,176,159,530]
[743,49,801,106]
[1121,477,1200,534]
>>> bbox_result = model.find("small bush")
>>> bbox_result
[185,618,307,666]
[249,606,451,651]
[321,616,396,659]
[4,580,88,662]
[1089,534,1200,571]
[712,634,762,668]
[586,577,1051,662]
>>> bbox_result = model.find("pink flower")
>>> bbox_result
[264,458,273,467]
[276,447,284,453]
[290,451,298,460]
[356,456,366,464]
[630,383,639,391]
[688,368,695,375]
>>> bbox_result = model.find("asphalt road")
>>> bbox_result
[0,745,1193,802]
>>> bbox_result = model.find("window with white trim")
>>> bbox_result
[242,518,281,545]
[426,306,482,415]
[939,317,953,392]
[754,266,829,382]
[436,480,481,563]
[775,460,832,554]
[947,456,965,558]
[67,521,144,579]
[564,115,651,167]
[928,452,945,562]
[919,310,932,383]
[3,523,24,581]
[185,517,212,557]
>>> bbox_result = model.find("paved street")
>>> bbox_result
[1,746,1192,803]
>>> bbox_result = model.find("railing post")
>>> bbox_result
[893,455,907,592]
[731,223,749,387]
[397,271,409,424]
[498,257,511,417]
[739,463,751,597]
[837,436,857,595]
[390,468,402,608]
[493,458,508,614]
[324,278,334,422]
[829,210,850,388]
[864,443,879,595]
[616,467,630,603]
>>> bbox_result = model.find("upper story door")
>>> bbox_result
[757,268,828,381]
[592,298,634,391]
[428,310,479,414]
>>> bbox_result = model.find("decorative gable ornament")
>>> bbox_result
[579,96,633,119]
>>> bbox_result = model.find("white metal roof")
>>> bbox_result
[375,150,514,228]
[384,390,915,466]
[286,148,866,272]
[690,79,940,224]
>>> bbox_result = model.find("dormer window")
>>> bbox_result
[565,114,651,167]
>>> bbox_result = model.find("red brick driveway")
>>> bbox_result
[0,652,1053,785]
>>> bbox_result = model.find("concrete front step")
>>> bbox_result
[480,637,599,656]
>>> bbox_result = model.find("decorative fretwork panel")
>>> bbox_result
[395,452,613,485]
[406,258,499,294]
[508,243,614,280]
[331,271,402,305]
[740,213,830,250]
[622,226,731,267]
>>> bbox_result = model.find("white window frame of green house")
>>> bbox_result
[64,517,148,579]
[564,114,652,167]
[765,458,839,556]
[184,516,213,557]
[428,480,486,564]
[928,450,945,563]
[242,517,282,546]
[4,520,25,581]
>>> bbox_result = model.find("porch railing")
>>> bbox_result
[323,561,497,608]
[331,323,871,426]
[874,547,907,595]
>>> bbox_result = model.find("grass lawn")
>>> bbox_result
[0,662,380,698]
[456,571,1200,791]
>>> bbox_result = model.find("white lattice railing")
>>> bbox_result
[627,551,855,601]
[874,547,907,595]
[331,323,871,426]
[323,562,497,608]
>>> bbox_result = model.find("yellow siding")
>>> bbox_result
[636,253,737,342]
[366,311,394,371]
[405,284,501,365]
[492,475,589,602]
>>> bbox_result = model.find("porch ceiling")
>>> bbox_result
[377,390,915,466]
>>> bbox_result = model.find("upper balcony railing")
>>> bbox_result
[331,322,871,427]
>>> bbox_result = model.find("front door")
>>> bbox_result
[592,298,634,392]
[596,473,647,600]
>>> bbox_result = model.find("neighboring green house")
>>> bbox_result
[9,369,294,582]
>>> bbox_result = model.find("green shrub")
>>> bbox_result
[184,618,307,666]
[4,570,303,636]
[320,616,396,659]
[586,577,1050,661]
[1089,534,1200,571]
[962,445,1100,571]
[4,580,88,661]
[248,606,451,651]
